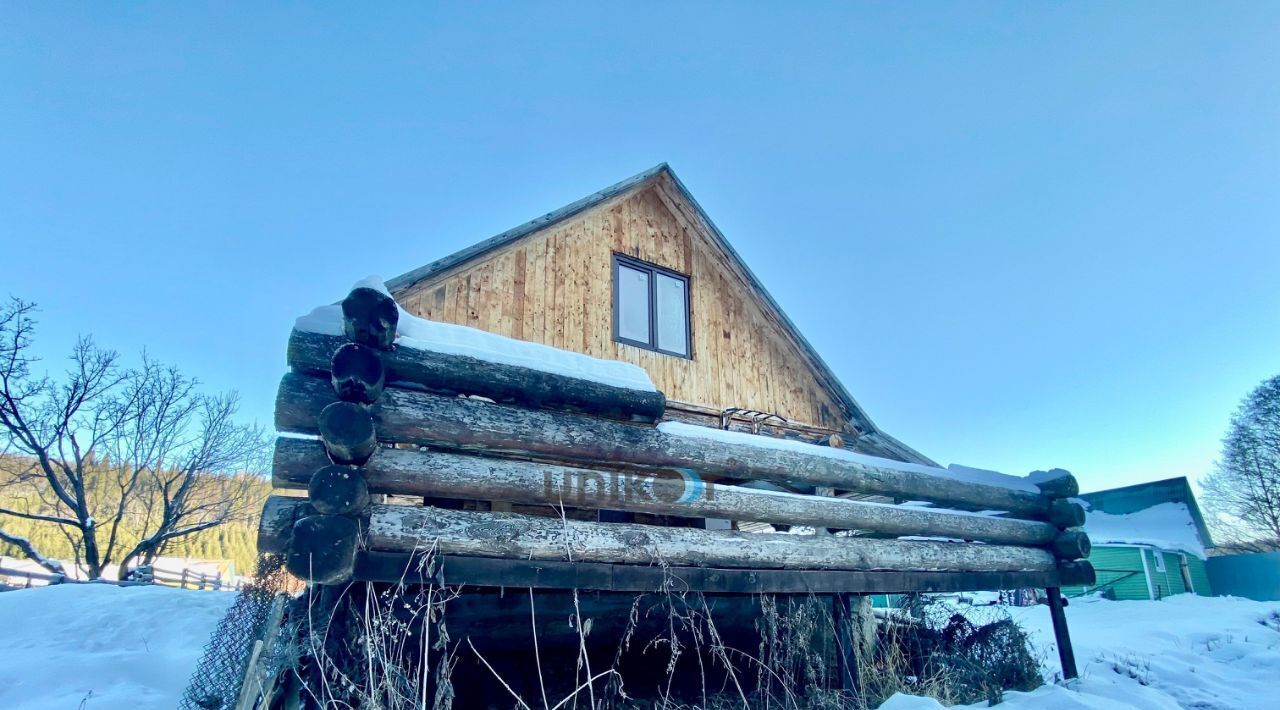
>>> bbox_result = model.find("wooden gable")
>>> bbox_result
[392,173,850,431]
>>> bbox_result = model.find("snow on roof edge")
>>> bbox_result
[295,277,658,393]
[1082,502,1207,559]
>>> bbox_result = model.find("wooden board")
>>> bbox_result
[355,552,1065,594]
[360,504,1057,573]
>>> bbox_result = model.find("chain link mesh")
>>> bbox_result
[178,554,292,710]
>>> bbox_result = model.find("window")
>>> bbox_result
[1151,550,1166,573]
[612,254,690,357]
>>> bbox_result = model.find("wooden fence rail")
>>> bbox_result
[0,564,242,591]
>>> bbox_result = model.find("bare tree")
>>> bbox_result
[0,297,268,579]
[1201,374,1280,552]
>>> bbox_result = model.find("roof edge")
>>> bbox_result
[656,170,935,466]
[385,163,669,294]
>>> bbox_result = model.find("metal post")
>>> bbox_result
[1045,587,1078,680]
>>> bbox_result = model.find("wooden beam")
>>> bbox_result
[289,329,666,423]
[272,437,1060,546]
[1046,587,1078,680]
[353,552,1066,594]
[361,503,1057,573]
[275,372,1058,517]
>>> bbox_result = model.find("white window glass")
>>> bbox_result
[617,264,651,343]
[655,273,688,356]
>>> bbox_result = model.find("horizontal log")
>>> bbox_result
[289,329,666,423]
[360,504,1057,573]
[342,287,399,350]
[355,552,1068,594]
[275,372,1055,517]
[272,437,1060,546]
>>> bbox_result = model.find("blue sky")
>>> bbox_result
[2,3,1277,492]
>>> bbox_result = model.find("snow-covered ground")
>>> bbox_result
[0,584,233,710]
[888,594,1280,710]
[0,585,1275,708]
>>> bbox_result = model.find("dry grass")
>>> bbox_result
[264,547,1038,708]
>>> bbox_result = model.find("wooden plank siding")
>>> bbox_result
[396,185,848,430]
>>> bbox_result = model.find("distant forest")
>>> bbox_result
[1,455,271,577]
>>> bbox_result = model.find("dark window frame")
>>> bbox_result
[611,253,692,359]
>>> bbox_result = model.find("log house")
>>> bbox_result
[257,168,1091,700]
[386,164,932,466]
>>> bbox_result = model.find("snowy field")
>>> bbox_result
[889,594,1280,710]
[0,585,1275,709]
[0,584,233,710]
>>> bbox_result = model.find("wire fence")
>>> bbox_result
[178,554,292,710]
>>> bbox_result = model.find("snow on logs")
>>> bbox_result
[267,279,1093,588]
[275,371,1077,521]
[288,327,666,423]
[277,286,401,582]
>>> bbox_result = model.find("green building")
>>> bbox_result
[1063,477,1214,600]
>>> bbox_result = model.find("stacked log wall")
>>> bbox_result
[265,285,1094,593]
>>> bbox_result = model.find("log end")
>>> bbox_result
[258,495,308,554]
[1057,559,1096,587]
[286,514,360,585]
[1051,529,1091,560]
[1032,468,1079,499]
[309,464,371,516]
[318,401,377,465]
[1048,499,1087,529]
[342,287,399,350]
[331,342,386,404]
